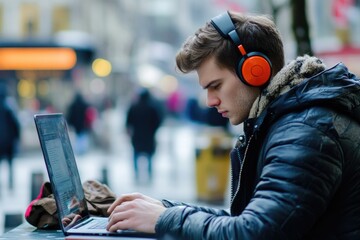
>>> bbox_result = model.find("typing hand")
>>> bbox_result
[106,193,166,233]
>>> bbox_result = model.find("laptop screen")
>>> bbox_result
[34,113,89,231]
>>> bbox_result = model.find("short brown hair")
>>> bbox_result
[176,11,285,78]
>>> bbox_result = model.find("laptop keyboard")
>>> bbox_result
[88,219,108,229]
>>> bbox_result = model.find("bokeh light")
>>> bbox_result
[89,78,106,94]
[159,75,178,94]
[17,79,36,99]
[92,58,112,77]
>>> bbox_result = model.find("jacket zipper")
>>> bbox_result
[230,134,254,207]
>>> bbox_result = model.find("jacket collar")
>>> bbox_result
[246,58,360,136]
[249,55,326,118]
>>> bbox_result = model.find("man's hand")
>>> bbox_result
[106,193,166,233]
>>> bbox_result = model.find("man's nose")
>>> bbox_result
[206,93,220,108]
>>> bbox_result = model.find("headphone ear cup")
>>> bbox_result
[237,52,272,87]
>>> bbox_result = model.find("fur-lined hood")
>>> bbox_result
[249,55,326,118]
[248,55,360,126]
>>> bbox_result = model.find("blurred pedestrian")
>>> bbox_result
[185,97,202,123]
[0,83,20,191]
[332,0,354,46]
[125,88,163,183]
[165,90,184,120]
[204,107,228,130]
[66,92,95,155]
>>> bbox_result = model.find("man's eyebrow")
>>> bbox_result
[202,79,221,90]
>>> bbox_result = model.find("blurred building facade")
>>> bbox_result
[0,0,359,150]
[0,0,216,112]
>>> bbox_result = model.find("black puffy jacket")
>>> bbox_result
[155,63,360,239]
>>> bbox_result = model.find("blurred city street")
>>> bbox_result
[0,108,233,235]
[0,0,360,237]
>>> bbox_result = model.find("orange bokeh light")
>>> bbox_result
[0,47,77,70]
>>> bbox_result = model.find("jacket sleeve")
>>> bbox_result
[155,121,343,239]
[161,199,230,216]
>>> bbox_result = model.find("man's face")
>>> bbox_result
[197,57,260,125]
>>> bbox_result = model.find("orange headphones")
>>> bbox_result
[211,11,272,87]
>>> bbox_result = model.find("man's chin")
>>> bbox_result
[229,118,240,126]
[229,115,246,126]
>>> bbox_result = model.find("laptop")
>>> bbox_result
[34,113,157,239]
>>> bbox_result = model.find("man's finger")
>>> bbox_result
[108,219,132,232]
[107,193,142,213]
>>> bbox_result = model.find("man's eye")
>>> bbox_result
[212,84,220,89]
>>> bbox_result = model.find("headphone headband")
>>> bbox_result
[211,11,241,47]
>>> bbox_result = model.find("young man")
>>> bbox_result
[106,11,360,239]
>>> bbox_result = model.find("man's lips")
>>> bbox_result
[218,111,228,118]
